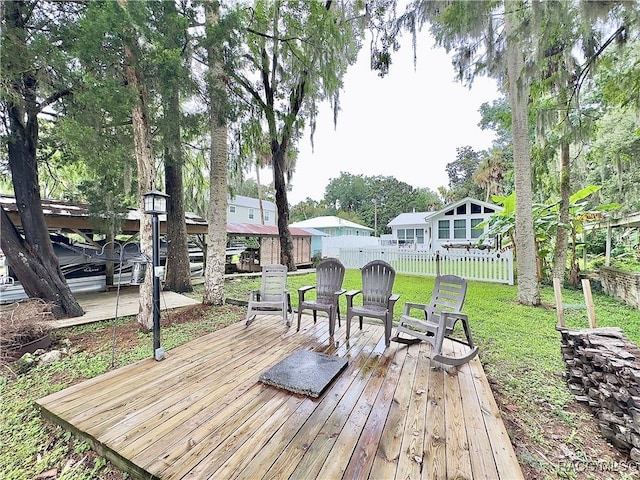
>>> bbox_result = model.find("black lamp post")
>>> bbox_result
[143,190,169,361]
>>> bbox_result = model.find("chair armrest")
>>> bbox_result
[248,289,260,301]
[402,302,428,316]
[297,285,315,302]
[388,293,400,314]
[345,289,361,307]
[335,288,347,296]
[439,310,468,323]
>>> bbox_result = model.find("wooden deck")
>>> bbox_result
[49,287,200,329]
[36,314,523,479]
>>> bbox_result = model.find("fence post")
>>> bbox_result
[582,279,597,328]
[553,277,565,328]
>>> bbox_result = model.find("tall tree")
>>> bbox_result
[202,0,230,306]
[1,0,83,318]
[227,1,365,269]
[504,0,539,304]
[116,0,156,330]
[444,145,484,201]
[528,1,631,283]
[473,147,511,202]
[155,0,193,293]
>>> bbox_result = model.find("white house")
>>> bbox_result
[227,195,276,226]
[387,197,501,251]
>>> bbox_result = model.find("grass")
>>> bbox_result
[2,272,640,479]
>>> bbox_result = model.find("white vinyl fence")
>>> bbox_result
[338,247,514,285]
[322,235,380,258]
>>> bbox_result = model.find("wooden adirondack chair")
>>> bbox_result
[345,260,400,347]
[245,264,291,326]
[393,274,478,366]
[297,258,346,337]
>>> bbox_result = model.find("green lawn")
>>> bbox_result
[1,272,639,479]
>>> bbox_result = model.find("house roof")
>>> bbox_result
[387,197,503,227]
[301,228,330,237]
[387,212,434,227]
[289,215,373,231]
[226,223,311,237]
[229,195,275,210]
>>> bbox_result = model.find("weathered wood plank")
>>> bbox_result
[314,338,392,479]
[370,341,421,479]
[248,324,383,480]
[396,342,432,480]
[288,336,388,479]
[133,323,332,471]
[443,353,473,479]
[63,324,288,427]
[454,343,499,479]
[422,356,446,479]
[341,342,407,479]
[36,314,524,480]
[468,355,525,480]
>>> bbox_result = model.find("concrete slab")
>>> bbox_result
[259,350,348,398]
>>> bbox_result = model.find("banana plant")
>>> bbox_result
[478,186,619,283]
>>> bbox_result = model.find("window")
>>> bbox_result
[416,228,424,244]
[248,208,254,220]
[438,220,450,239]
[264,211,270,221]
[406,229,415,243]
[444,209,454,216]
[454,219,466,239]
[471,218,484,239]
[485,207,495,213]
[456,204,467,215]
[229,205,236,214]
[471,203,482,214]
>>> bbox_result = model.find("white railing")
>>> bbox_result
[338,247,514,285]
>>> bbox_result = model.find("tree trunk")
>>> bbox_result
[505,0,541,306]
[1,0,83,319]
[203,0,228,306]
[256,165,265,225]
[120,4,154,330]
[272,141,296,270]
[552,138,571,283]
[163,89,193,293]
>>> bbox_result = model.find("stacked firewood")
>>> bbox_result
[559,327,640,462]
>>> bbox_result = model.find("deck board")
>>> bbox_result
[37,314,523,479]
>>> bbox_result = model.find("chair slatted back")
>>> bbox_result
[429,275,467,326]
[316,258,345,305]
[361,260,396,308]
[260,264,288,302]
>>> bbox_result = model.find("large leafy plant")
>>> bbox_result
[479,186,619,285]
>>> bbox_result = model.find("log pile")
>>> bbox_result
[559,327,640,462]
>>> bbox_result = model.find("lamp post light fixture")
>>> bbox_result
[143,190,169,361]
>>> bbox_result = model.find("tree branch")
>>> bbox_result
[37,89,72,113]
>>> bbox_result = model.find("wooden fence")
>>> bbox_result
[339,247,514,285]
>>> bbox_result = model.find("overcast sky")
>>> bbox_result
[257,32,503,206]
